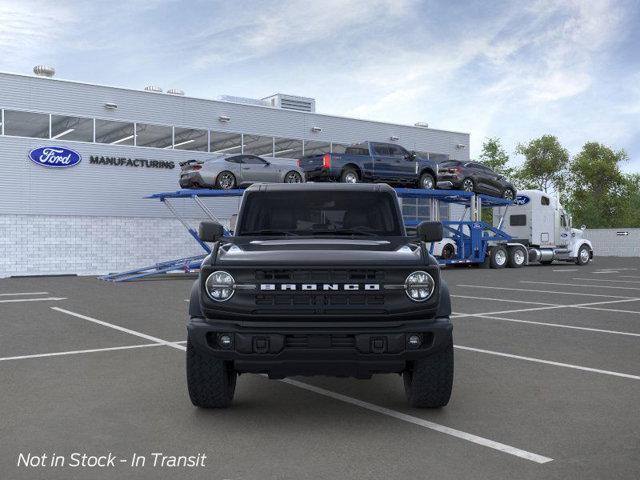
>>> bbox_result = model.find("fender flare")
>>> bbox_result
[571,239,593,258]
[188,280,203,318]
[436,279,452,318]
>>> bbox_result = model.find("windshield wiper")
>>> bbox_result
[240,229,300,236]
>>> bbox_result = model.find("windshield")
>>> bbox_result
[237,191,403,236]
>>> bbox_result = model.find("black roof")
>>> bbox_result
[245,183,397,193]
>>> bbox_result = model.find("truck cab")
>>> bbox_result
[496,189,593,265]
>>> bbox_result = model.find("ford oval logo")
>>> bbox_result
[28,146,82,168]
[514,195,530,205]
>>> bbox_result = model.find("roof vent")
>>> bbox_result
[144,85,163,93]
[33,65,55,78]
[262,93,316,113]
[167,88,185,96]
[217,95,270,107]
[414,122,429,128]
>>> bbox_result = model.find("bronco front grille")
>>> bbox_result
[254,269,385,282]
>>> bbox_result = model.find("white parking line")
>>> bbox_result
[521,281,640,292]
[454,314,640,337]
[0,292,49,296]
[51,307,186,351]
[453,298,640,318]
[552,269,578,272]
[49,307,552,463]
[282,378,553,464]
[0,343,162,362]
[450,295,558,306]
[456,284,638,300]
[0,297,67,304]
[455,345,640,380]
[572,278,640,284]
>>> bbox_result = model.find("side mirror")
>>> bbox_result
[416,221,443,242]
[198,221,225,242]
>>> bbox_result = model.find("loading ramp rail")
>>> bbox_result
[100,188,513,281]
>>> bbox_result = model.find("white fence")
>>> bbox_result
[583,228,640,257]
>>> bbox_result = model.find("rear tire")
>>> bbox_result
[403,337,454,408]
[419,172,435,190]
[441,243,455,259]
[341,168,359,184]
[187,337,237,408]
[215,171,236,190]
[489,245,508,269]
[507,246,526,268]
[284,171,303,183]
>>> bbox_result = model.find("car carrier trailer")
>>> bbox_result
[100,186,593,282]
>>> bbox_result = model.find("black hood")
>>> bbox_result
[214,237,425,267]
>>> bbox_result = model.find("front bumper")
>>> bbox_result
[188,316,452,378]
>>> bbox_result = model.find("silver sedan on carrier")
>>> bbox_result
[179,154,305,189]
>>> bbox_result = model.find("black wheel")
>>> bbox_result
[507,246,526,268]
[441,243,455,259]
[502,188,515,200]
[461,178,475,192]
[186,337,236,408]
[341,168,359,184]
[489,245,507,269]
[403,336,454,408]
[576,245,591,265]
[284,171,303,183]
[215,171,236,190]
[419,172,435,190]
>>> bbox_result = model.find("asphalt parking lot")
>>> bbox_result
[2,257,639,480]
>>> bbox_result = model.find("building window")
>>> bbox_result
[273,137,303,159]
[331,143,349,154]
[50,114,94,142]
[303,140,330,156]
[243,134,274,156]
[210,131,242,154]
[135,123,173,148]
[173,127,208,151]
[3,110,50,139]
[95,119,135,145]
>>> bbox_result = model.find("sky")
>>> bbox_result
[1,0,639,171]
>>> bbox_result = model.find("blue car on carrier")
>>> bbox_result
[298,141,439,189]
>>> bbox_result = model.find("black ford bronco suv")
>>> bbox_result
[186,183,453,408]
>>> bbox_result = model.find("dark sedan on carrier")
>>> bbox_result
[436,160,516,199]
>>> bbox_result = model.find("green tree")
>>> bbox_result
[479,137,514,177]
[515,135,569,193]
[619,174,640,227]
[566,142,628,228]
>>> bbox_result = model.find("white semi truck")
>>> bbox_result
[494,189,593,266]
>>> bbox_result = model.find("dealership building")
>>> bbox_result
[0,68,470,277]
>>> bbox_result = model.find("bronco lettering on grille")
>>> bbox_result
[260,284,380,291]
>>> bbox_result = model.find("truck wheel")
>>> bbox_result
[507,246,526,268]
[441,243,455,259]
[419,172,435,189]
[576,245,591,265]
[341,168,359,184]
[403,337,454,408]
[186,337,236,408]
[489,245,508,268]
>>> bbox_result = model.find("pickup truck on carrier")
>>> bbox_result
[298,141,439,189]
[186,183,454,408]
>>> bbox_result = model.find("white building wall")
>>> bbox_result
[583,229,640,257]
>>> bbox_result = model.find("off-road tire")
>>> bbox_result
[340,168,359,184]
[489,245,508,269]
[187,337,237,408]
[403,337,454,408]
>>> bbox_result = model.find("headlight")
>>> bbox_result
[205,271,235,302]
[405,271,435,302]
